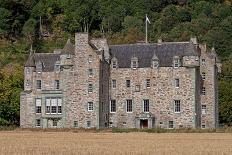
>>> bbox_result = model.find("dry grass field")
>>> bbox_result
[0,131,232,155]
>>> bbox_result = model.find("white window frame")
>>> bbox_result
[168,121,174,129]
[153,60,159,68]
[132,60,137,69]
[112,79,116,88]
[110,100,116,113]
[201,59,206,65]
[126,80,130,88]
[26,80,30,86]
[202,87,206,95]
[55,80,60,90]
[88,102,94,111]
[36,80,42,90]
[88,68,93,77]
[202,72,206,80]
[143,99,149,112]
[73,121,78,128]
[174,59,180,68]
[88,84,93,93]
[36,119,41,127]
[87,121,91,128]
[88,55,93,63]
[175,78,180,88]
[45,98,62,115]
[112,60,117,68]
[146,79,151,88]
[174,100,181,113]
[201,104,206,114]
[35,98,42,114]
[126,100,133,113]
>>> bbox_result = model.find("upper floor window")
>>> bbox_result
[88,84,93,93]
[135,85,140,92]
[54,64,60,72]
[174,100,181,113]
[112,79,116,88]
[146,79,151,88]
[55,80,60,89]
[202,104,206,114]
[174,59,180,68]
[88,102,94,111]
[202,72,206,80]
[88,69,93,77]
[88,55,93,63]
[26,80,30,86]
[110,100,116,113]
[26,68,30,74]
[143,99,149,112]
[175,79,180,88]
[201,59,206,65]
[67,54,71,59]
[112,60,117,68]
[152,60,159,68]
[126,100,133,112]
[126,80,131,88]
[35,98,42,114]
[45,98,62,114]
[202,87,206,95]
[131,57,138,69]
[36,80,42,90]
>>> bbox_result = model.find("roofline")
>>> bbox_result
[109,42,190,47]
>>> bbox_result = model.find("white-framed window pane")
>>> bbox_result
[87,121,91,128]
[132,61,137,68]
[53,119,58,127]
[126,100,132,112]
[46,99,51,114]
[36,80,42,89]
[174,100,181,113]
[112,61,117,68]
[36,119,41,127]
[88,55,93,63]
[202,72,206,80]
[88,84,93,93]
[110,100,116,113]
[146,79,150,88]
[202,87,206,95]
[175,79,180,88]
[174,59,179,68]
[112,80,116,88]
[88,102,94,111]
[55,80,60,89]
[88,69,93,77]
[51,99,57,114]
[126,80,130,88]
[143,99,149,112]
[202,105,206,114]
[74,121,78,128]
[201,59,206,65]
[35,98,42,114]
[169,121,174,129]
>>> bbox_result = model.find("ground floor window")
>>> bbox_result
[73,121,78,128]
[53,119,58,127]
[36,119,41,127]
[126,100,132,112]
[87,121,91,128]
[168,121,174,129]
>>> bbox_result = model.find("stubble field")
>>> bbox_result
[0,131,232,155]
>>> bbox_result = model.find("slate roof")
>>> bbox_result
[109,42,199,68]
[25,53,60,72]
[62,39,75,55]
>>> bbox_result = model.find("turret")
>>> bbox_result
[24,47,35,91]
[60,39,74,68]
[182,40,200,67]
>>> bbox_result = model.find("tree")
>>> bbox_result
[22,18,37,43]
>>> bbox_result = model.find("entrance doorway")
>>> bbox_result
[140,119,148,129]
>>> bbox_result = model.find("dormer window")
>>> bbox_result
[112,57,118,69]
[54,64,60,72]
[36,62,43,73]
[173,56,180,68]
[131,57,138,69]
[152,60,159,68]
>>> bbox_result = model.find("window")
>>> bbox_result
[26,80,30,86]
[132,61,137,69]
[36,62,42,73]
[53,119,58,127]
[202,72,206,80]
[112,60,117,68]
[88,69,93,77]
[143,99,149,112]
[174,100,181,113]
[202,87,206,95]
[36,119,41,127]
[55,80,60,89]
[35,98,42,114]
[175,79,180,88]
[54,65,60,72]
[126,100,132,112]
[88,102,94,111]
[88,55,93,63]
[36,80,42,89]
[74,121,78,128]
[202,105,206,114]
[88,84,93,93]
[112,80,116,88]
[135,85,140,92]
[169,121,174,129]
[110,100,116,113]
[26,68,30,74]
[201,124,206,129]
[153,60,159,68]
[45,98,62,114]
[126,80,130,88]
[146,79,150,88]
[87,121,91,128]
[174,59,180,68]
[67,54,71,59]
[201,59,206,65]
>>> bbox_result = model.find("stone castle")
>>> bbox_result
[20,33,221,129]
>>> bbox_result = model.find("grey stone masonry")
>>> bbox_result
[20,34,220,129]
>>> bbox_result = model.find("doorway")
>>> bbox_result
[140,119,148,129]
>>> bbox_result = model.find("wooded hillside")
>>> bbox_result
[0,0,232,126]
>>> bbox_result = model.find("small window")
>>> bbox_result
[26,80,30,86]
[132,61,137,69]
[74,121,78,128]
[54,65,60,72]
[51,99,57,114]
[153,60,159,68]
[67,54,71,59]
[35,98,42,114]
[88,69,93,77]
[202,87,206,95]
[26,68,30,74]
[36,119,41,127]
[146,79,150,88]
[112,79,116,88]
[174,59,180,68]
[88,102,94,111]
[143,99,149,112]
[88,55,93,63]
[168,121,174,129]
[36,80,42,90]
[201,59,206,65]
[174,100,181,113]
[88,84,93,93]
[55,80,60,89]
[135,85,140,92]
[126,80,130,88]
[123,122,127,125]
[53,119,58,127]
[202,72,206,80]
[110,100,116,113]
[126,100,132,112]
[202,105,206,114]
[202,124,206,129]
[46,99,51,114]
[175,79,180,88]
[87,121,91,128]
[112,60,117,68]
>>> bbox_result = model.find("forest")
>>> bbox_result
[0,0,232,126]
